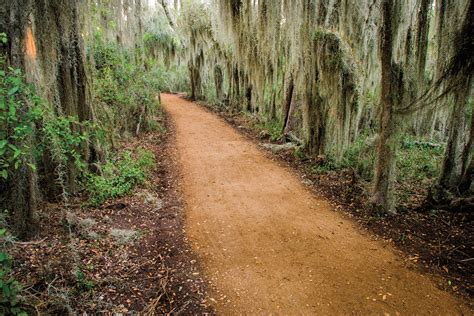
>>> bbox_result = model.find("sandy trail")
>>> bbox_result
[162,93,469,315]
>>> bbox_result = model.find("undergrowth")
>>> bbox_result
[86,148,155,206]
[257,119,284,142]
[0,211,24,315]
[92,38,161,139]
[397,138,443,181]
[0,59,42,180]
[311,134,444,189]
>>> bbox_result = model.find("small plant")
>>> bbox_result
[397,138,443,181]
[257,119,284,142]
[41,115,89,171]
[0,229,25,315]
[91,39,161,137]
[86,148,155,206]
[0,33,7,45]
[0,61,43,179]
[75,268,95,292]
[294,146,306,160]
[311,154,340,173]
[340,135,376,180]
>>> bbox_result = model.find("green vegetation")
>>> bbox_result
[86,149,155,206]
[41,115,89,171]
[0,249,23,315]
[339,136,376,181]
[0,216,24,315]
[310,135,443,186]
[74,267,95,292]
[92,39,160,138]
[257,119,284,142]
[397,139,443,181]
[0,61,42,180]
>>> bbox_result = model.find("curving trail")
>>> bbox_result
[162,93,470,315]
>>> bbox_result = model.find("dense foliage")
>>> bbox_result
[86,149,155,206]
[0,1,175,312]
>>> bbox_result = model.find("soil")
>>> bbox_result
[11,111,213,314]
[196,98,474,303]
[162,93,472,314]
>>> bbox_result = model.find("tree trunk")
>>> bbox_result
[1,0,39,239]
[188,61,201,100]
[438,89,469,190]
[1,0,97,237]
[214,64,223,101]
[459,102,473,194]
[270,88,276,120]
[281,74,294,134]
[232,66,240,108]
[371,0,399,214]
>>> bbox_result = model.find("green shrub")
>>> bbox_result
[309,135,376,179]
[86,149,155,206]
[0,60,43,179]
[75,268,95,292]
[92,39,161,138]
[0,227,25,315]
[340,136,376,180]
[309,134,443,185]
[41,115,89,171]
[311,154,340,173]
[397,138,443,181]
[257,119,284,142]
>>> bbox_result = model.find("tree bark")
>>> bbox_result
[214,64,223,101]
[281,74,294,134]
[1,0,98,237]
[161,0,176,29]
[1,0,39,239]
[438,89,469,190]
[371,0,398,213]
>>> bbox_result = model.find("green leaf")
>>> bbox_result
[7,86,19,96]
[0,228,6,236]
[0,140,7,149]
[7,143,18,152]
[9,103,16,117]
[0,32,7,44]
[13,148,21,159]
[27,163,36,171]
[1,169,7,179]
[3,283,11,297]
[0,252,9,262]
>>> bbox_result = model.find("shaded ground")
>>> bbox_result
[162,93,471,314]
[11,112,213,314]
[198,99,474,303]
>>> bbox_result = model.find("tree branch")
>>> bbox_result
[160,0,175,30]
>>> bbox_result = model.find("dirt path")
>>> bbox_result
[162,93,470,315]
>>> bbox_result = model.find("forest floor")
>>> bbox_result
[162,93,472,314]
[11,112,213,314]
